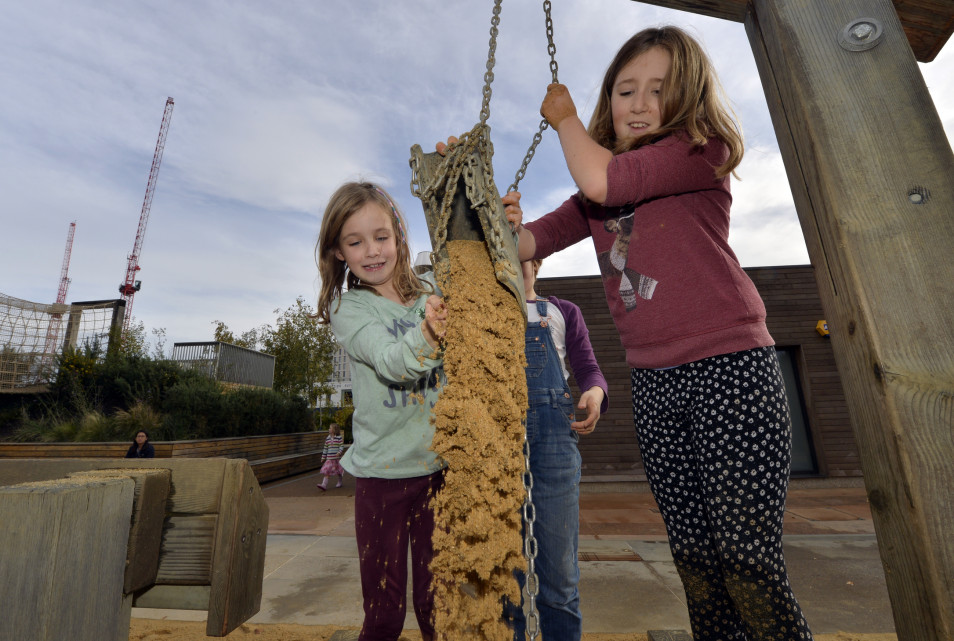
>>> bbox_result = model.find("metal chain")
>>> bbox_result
[478,2,558,638]
[479,0,503,128]
[521,434,541,639]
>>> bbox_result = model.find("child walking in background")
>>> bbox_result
[315,181,448,641]
[505,258,607,641]
[507,26,814,641]
[317,422,345,490]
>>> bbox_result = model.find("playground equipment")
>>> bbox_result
[0,458,268,641]
[0,294,124,393]
[408,2,560,638]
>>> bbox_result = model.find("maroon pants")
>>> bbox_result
[354,471,443,641]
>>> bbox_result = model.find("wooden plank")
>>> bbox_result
[133,585,211,610]
[154,515,217,585]
[628,0,953,61]
[0,459,226,514]
[746,1,954,638]
[250,451,324,484]
[0,477,135,641]
[69,468,171,593]
[0,432,320,462]
[206,459,269,637]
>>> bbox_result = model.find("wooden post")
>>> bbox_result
[745,1,954,639]
[0,477,136,641]
[207,458,269,637]
[69,468,171,593]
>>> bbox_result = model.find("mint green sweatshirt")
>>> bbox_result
[329,278,445,479]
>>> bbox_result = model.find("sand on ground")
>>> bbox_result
[129,619,896,641]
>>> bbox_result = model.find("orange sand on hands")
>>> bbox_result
[429,240,528,641]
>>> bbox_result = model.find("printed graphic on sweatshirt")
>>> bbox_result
[597,206,658,311]
[384,366,445,409]
[386,317,418,339]
[383,308,445,409]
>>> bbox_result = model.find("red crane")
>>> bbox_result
[55,221,77,305]
[119,96,174,333]
[42,221,76,361]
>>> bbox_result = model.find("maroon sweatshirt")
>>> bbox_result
[526,134,773,369]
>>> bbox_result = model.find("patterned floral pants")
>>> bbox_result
[632,347,814,641]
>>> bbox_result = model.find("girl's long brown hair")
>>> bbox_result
[587,26,743,178]
[314,182,429,324]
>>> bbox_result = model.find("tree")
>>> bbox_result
[211,320,259,350]
[151,327,168,360]
[115,318,169,361]
[117,318,148,359]
[259,298,336,406]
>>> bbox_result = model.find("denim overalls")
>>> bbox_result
[509,298,583,640]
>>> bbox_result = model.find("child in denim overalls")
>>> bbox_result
[507,258,608,641]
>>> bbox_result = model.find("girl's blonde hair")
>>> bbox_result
[314,182,429,324]
[587,26,743,178]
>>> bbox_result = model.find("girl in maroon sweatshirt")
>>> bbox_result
[509,26,814,641]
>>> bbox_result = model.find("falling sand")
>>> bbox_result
[428,239,528,641]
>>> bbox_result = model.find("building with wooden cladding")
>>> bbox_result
[536,265,855,484]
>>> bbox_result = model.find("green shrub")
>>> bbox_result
[6,347,313,443]
[158,376,226,441]
[160,380,310,440]
[112,403,163,440]
[76,410,121,442]
[225,387,310,436]
[47,419,80,443]
[9,412,50,443]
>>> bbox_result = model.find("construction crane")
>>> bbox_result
[55,221,77,305]
[42,221,76,362]
[119,96,174,333]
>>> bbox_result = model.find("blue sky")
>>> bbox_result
[2,1,951,348]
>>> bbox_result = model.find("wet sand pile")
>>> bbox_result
[429,239,528,641]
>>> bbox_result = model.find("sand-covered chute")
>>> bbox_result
[410,126,528,641]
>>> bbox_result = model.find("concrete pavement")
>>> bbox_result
[132,472,896,636]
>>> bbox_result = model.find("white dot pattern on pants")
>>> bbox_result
[631,347,813,641]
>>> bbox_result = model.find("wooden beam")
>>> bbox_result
[206,459,269,637]
[0,477,136,641]
[0,458,226,514]
[630,0,748,22]
[69,468,172,594]
[745,1,954,639]
[630,0,953,61]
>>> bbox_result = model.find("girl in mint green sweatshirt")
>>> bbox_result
[314,181,446,641]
